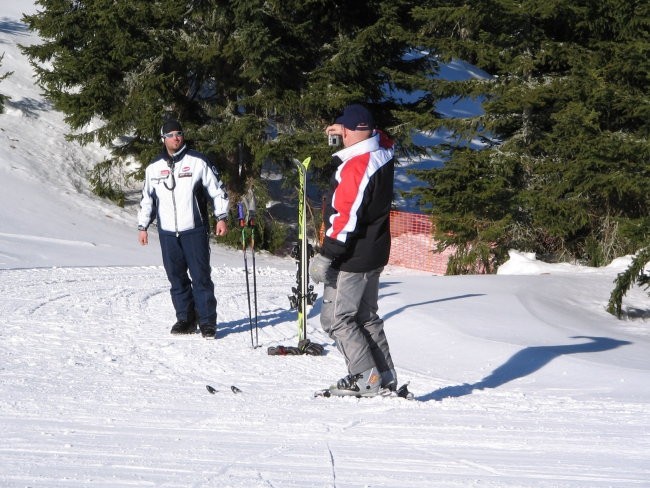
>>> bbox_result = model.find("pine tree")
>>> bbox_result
[0,53,11,113]
[409,0,650,271]
[21,0,451,253]
[21,1,438,195]
[607,245,650,318]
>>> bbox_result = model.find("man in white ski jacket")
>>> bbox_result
[138,119,229,338]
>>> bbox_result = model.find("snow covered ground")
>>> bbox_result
[1,3,649,487]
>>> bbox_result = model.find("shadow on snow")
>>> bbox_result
[0,19,29,37]
[382,293,485,321]
[418,336,632,402]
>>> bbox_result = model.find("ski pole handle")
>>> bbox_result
[237,202,245,227]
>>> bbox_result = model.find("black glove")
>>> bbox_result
[298,339,324,356]
[309,254,332,284]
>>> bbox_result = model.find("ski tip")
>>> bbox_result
[207,385,242,395]
[314,389,332,398]
[292,157,311,168]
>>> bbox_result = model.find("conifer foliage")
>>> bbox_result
[607,246,650,318]
[409,0,649,271]
[0,53,11,112]
[20,0,649,271]
[21,0,434,195]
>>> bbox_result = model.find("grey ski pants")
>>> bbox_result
[320,266,394,376]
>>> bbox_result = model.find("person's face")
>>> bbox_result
[325,123,371,148]
[340,125,371,148]
[162,130,184,154]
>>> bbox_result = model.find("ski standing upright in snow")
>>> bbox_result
[238,189,259,348]
[269,157,323,357]
[288,157,317,343]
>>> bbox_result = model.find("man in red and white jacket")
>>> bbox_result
[310,104,397,397]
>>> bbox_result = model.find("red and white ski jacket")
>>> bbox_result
[138,145,229,236]
[322,130,395,272]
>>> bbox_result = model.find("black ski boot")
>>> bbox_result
[170,319,196,335]
[199,323,216,339]
[170,310,197,335]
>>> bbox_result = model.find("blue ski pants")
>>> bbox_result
[159,228,216,325]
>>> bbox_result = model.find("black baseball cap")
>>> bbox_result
[335,104,374,131]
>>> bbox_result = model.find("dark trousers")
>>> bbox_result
[159,229,216,325]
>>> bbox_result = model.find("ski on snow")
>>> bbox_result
[314,382,415,400]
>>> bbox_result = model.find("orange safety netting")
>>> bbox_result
[388,210,451,274]
[319,210,451,274]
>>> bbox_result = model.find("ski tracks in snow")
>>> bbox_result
[1,266,648,487]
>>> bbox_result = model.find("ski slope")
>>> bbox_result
[1,3,649,487]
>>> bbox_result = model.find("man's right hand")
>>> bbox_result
[138,230,148,246]
[325,124,344,137]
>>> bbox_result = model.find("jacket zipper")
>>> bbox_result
[171,162,179,236]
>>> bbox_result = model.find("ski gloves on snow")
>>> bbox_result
[267,345,302,355]
[309,254,332,284]
[267,339,324,356]
[298,338,324,356]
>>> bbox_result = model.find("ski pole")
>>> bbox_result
[247,195,259,349]
[238,202,255,348]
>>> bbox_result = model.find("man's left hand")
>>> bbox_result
[215,219,228,236]
[309,254,332,284]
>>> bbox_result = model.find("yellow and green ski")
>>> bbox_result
[288,157,317,343]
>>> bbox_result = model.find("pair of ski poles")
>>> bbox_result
[238,198,259,349]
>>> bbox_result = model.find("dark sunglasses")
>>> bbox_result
[162,131,184,139]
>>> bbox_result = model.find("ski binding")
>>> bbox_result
[314,382,414,400]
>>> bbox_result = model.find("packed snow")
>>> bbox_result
[1,4,649,487]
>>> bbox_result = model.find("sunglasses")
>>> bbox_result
[162,131,184,139]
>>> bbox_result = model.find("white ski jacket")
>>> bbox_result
[138,146,229,235]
